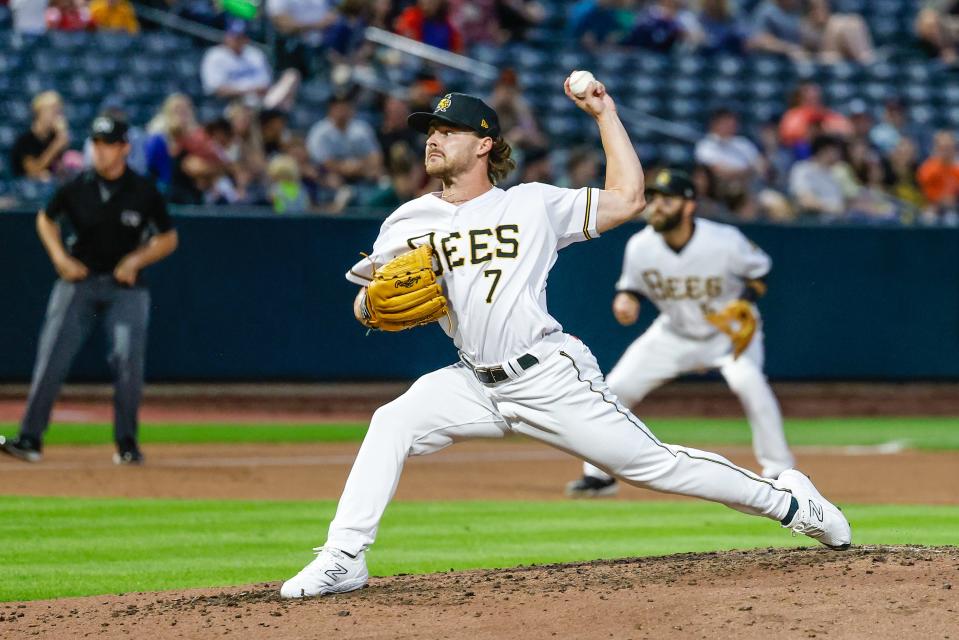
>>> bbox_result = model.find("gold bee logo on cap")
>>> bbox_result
[436,94,452,113]
[480,118,489,129]
[656,171,671,186]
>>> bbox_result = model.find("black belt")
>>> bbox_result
[461,353,539,384]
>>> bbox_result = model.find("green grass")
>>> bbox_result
[1,417,958,449]
[0,496,957,601]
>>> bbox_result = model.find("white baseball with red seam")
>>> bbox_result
[568,70,596,98]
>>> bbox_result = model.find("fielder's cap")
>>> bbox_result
[90,115,129,143]
[645,169,696,200]
[408,93,501,138]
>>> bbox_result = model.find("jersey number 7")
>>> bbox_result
[483,269,502,303]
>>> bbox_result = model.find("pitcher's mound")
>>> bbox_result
[7,546,957,639]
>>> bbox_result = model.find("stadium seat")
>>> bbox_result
[94,31,136,54]
[142,32,184,55]
[0,124,18,149]
[81,52,123,77]
[47,30,90,52]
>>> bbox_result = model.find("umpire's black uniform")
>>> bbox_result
[0,116,176,464]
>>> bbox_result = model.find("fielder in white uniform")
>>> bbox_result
[567,169,795,498]
[280,80,851,598]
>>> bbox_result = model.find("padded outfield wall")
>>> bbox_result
[1,210,957,381]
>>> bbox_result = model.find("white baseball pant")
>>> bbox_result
[325,334,794,556]
[582,320,795,482]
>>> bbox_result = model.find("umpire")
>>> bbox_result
[0,115,178,465]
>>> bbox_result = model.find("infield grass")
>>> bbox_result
[1,416,958,449]
[1,496,957,601]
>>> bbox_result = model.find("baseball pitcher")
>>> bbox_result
[567,169,795,498]
[280,77,851,598]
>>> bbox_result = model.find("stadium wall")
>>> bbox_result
[2,210,957,381]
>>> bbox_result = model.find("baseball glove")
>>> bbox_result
[705,300,756,359]
[363,244,448,332]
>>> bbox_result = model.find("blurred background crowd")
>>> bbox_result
[3,0,959,225]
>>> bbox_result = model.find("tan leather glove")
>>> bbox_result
[363,245,448,332]
[705,300,756,359]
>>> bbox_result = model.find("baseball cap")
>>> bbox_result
[90,115,129,144]
[645,169,696,200]
[408,93,501,138]
[226,18,247,36]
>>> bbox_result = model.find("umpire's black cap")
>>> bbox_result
[90,114,129,144]
[645,169,696,200]
[408,93,501,138]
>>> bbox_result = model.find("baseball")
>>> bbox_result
[568,70,596,98]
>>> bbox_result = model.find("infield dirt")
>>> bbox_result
[2,387,958,638]
[2,546,956,639]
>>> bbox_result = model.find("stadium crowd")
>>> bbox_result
[4,0,959,225]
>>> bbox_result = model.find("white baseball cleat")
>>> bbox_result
[776,469,852,550]
[280,547,369,598]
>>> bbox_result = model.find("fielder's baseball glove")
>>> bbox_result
[705,300,756,359]
[363,244,448,332]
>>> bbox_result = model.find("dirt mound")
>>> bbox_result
[5,546,956,639]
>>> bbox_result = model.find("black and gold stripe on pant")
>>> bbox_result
[583,188,592,240]
[557,351,790,494]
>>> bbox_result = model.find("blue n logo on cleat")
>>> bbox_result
[808,500,824,522]
[324,563,348,581]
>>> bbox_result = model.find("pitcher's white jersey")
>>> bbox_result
[346,183,599,365]
[617,218,771,339]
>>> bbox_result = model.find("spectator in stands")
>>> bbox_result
[778,81,851,150]
[201,19,300,110]
[11,0,48,36]
[571,0,626,50]
[916,130,959,223]
[368,154,419,209]
[267,154,309,213]
[306,93,383,185]
[626,0,703,53]
[788,134,846,219]
[870,99,932,160]
[11,91,70,181]
[203,116,251,202]
[757,117,794,192]
[377,95,421,159]
[46,0,91,31]
[369,0,400,31]
[916,0,959,64]
[224,101,267,190]
[887,138,925,212]
[259,108,289,158]
[267,0,337,78]
[560,146,601,188]
[689,163,735,220]
[842,137,898,221]
[450,0,545,45]
[845,99,875,144]
[519,146,553,184]
[89,0,140,33]
[145,93,197,191]
[284,134,323,205]
[488,68,546,151]
[144,93,227,204]
[694,108,763,217]
[696,0,748,55]
[325,0,375,68]
[394,0,463,52]
[749,0,875,64]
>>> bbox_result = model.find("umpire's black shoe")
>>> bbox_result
[565,474,619,498]
[0,435,43,463]
[113,449,145,466]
